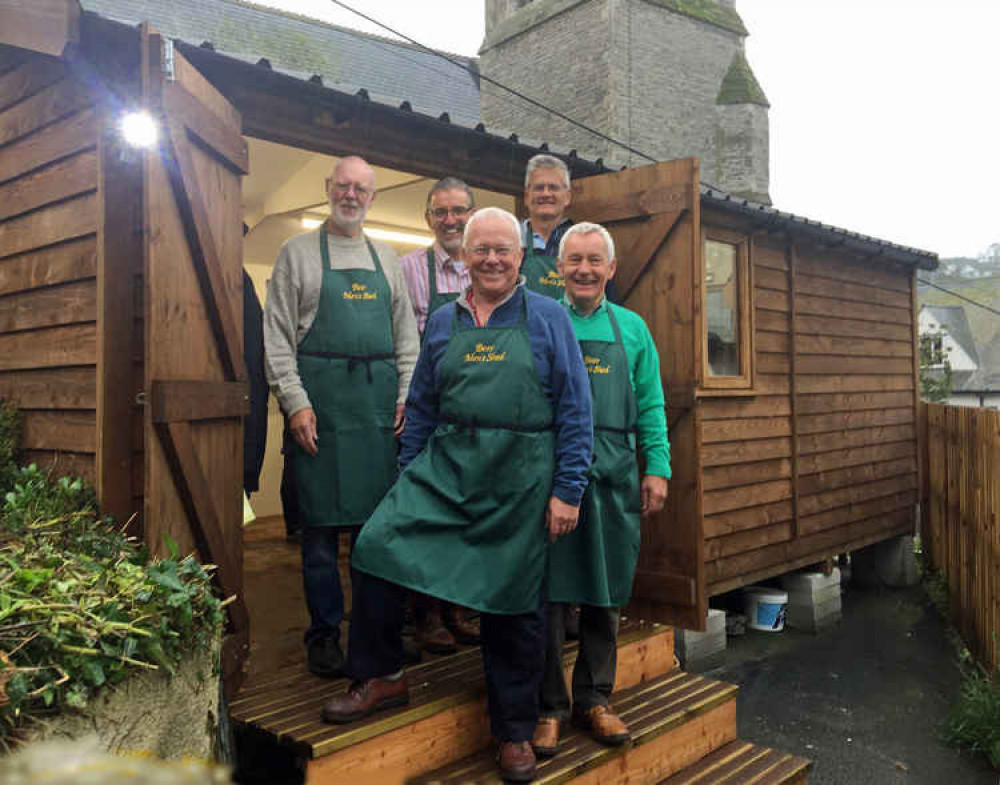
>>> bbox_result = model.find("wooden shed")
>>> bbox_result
[0,0,936,679]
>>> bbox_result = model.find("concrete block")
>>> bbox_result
[783,580,841,606]
[676,609,727,668]
[852,535,919,588]
[781,567,841,596]
[787,595,842,633]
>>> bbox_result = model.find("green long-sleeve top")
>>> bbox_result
[562,298,671,478]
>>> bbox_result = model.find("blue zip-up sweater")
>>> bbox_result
[401,284,593,507]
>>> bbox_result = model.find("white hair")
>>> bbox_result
[524,154,570,189]
[462,206,521,249]
[558,222,616,261]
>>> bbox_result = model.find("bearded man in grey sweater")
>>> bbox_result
[263,155,419,677]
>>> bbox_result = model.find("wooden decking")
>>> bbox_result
[231,618,676,765]
[235,516,810,784]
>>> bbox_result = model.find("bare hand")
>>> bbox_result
[641,475,669,517]
[394,404,406,437]
[290,407,318,456]
[546,496,580,542]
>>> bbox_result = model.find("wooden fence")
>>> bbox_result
[921,402,1000,670]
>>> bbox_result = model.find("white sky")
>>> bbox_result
[258,0,999,259]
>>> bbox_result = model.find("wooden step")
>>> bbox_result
[230,621,674,784]
[409,670,739,785]
[658,740,811,785]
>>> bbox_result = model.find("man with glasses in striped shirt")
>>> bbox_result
[399,177,481,654]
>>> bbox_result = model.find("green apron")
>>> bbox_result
[521,222,565,299]
[353,291,556,614]
[425,247,462,333]
[548,305,641,607]
[293,229,398,528]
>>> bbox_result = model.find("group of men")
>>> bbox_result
[262,153,670,782]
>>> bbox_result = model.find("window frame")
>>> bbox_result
[699,227,755,394]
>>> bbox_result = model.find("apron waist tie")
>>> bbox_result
[440,416,554,434]
[299,351,395,384]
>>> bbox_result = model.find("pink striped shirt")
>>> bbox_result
[398,243,471,335]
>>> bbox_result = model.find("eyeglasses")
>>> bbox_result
[428,206,472,220]
[469,245,516,260]
[529,182,568,194]
[331,181,373,200]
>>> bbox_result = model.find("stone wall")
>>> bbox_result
[480,0,616,161]
[480,0,771,201]
[19,635,223,764]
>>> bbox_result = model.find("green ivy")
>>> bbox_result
[0,464,223,738]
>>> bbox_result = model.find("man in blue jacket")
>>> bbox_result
[321,208,593,783]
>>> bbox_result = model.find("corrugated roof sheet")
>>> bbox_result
[80,0,483,125]
[701,186,938,269]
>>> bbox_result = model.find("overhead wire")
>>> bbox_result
[324,0,659,164]
[917,278,1000,317]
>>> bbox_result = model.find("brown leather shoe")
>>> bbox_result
[531,716,561,758]
[416,606,458,654]
[497,740,536,782]
[572,704,630,746]
[444,603,481,644]
[320,676,409,724]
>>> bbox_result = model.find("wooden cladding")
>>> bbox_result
[702,221,919,595]
[0,54,99,481]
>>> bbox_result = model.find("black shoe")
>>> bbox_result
[402,634,422,665]
[307,635,344,678]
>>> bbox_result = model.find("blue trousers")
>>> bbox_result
[346,571,545,742]
[301,526,358,644]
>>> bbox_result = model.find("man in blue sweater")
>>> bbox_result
[321,208,593,782]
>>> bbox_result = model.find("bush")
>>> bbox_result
[0,464,224,739]
[0,402,19,497]
[943,660,1000,769]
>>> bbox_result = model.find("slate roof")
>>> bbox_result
[79,0,483,125]
[923,305,980,366]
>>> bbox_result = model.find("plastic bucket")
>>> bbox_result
[743,587,788,632]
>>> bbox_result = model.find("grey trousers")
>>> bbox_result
[540,602,620,721]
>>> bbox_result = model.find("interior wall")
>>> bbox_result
[241,138,515,521]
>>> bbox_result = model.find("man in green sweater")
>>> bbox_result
[533,222,671,756]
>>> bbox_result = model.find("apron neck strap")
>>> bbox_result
[319,224,384,275]
[364,236,384,275]
[605,304,634,440]
[523,221,536,260]
[427,246,438,298]
[606,302,624,346]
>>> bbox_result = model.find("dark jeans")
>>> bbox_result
[540,602,620,721]
[346,571,545,742]
[301,526,358,644]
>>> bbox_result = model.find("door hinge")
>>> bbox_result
[162,39,176,82]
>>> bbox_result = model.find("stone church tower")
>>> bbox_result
[480,0,771,203]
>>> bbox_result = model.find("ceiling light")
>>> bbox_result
[301,215,324,229]
[120,111,158,148]
[363,227,433,246]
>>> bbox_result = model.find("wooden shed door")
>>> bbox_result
[569,159,707,630]
[140,31,251,675]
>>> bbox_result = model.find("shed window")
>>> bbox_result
[702,231,752,390]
